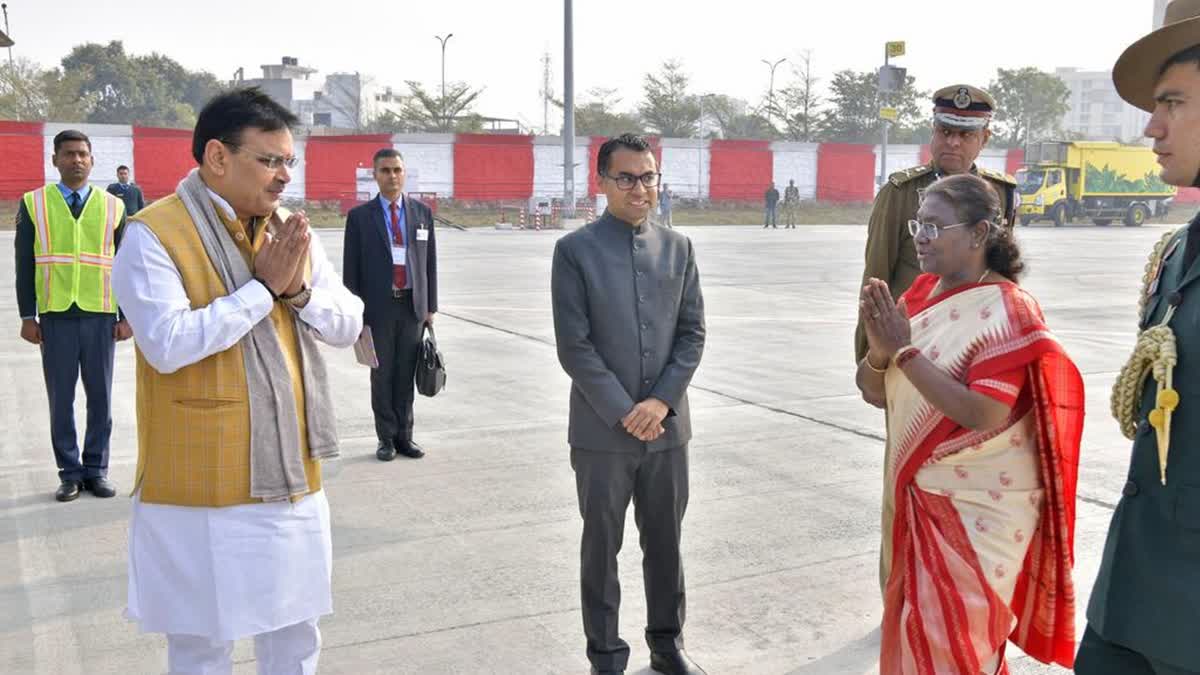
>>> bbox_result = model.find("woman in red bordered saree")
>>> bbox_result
[855,174,1084,674]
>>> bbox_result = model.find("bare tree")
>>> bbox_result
[778,50,822,142]
[0,57,96,122]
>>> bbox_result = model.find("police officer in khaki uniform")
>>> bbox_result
[854,85,1017,365]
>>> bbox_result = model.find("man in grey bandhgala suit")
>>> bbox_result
[551,133,707,675]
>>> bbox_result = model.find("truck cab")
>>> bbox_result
[1016,168,1072,226]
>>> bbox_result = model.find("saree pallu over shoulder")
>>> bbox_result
[881,275,1084,673]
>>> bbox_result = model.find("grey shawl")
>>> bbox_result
[176,169,339,501]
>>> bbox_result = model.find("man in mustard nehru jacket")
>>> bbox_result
[112,87,363,674]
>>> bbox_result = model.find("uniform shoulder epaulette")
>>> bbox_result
[888,164,935,187]
[978,167,1017,186]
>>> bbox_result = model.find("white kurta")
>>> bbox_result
[112,191,363,640]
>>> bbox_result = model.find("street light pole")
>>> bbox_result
[696,93,712,201]
[2,4,13,67]
[563,0,576,218]
[761,57,786,126]
[434,33,454,130]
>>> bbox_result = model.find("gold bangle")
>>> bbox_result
[863,354,888,374]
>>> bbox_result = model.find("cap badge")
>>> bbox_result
[953,87,971,109]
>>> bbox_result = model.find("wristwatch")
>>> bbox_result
[281,283,312,309]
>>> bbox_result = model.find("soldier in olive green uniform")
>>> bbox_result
[1077,3,1200,672]
[854,85,1017,366]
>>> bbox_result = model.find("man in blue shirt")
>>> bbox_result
[14,130,132,501]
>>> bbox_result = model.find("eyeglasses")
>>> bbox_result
[222,141,299,170]
[602,171,661,190]
[907,219,970,239]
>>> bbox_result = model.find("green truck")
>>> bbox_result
[1016,141,1175,227]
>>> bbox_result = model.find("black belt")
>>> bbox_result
[392,289,412,298]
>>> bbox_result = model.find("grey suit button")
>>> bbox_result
[1123,480,1139,497]
[643,379,651,385]
[641,323,649,330]
[637,271,645,277]
[1137,419,1151,435]
[1169,291,1183,307]
[638,296,645,303]
[642,350,650,357]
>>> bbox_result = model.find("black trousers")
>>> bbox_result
[367,293,423,445]
[571,445,689,671]
[40,313,116,482]
[1076,624,1200,674]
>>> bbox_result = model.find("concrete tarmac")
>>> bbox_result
[0,222,1172,674]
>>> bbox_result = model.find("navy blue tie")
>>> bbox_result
[68,192,82,218]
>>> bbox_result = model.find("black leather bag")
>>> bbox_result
[415,325,447,397]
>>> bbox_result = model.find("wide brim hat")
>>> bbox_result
[1114,0,1200,112]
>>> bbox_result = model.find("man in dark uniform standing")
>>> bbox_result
[106,165,145,216]
[552,133,707,675]
[1078,2,1200,672]
[854,84,1017,366]
[763,183,780,228]
[783,179,800,228]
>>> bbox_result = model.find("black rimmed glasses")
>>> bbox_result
[602,171,661,190]
[907,219,969,239]
[222,141,300,170]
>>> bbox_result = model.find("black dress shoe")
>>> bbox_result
[376,441,397,462]
[83,477,117,498]
[396,441,425,459]
[650,650,707,675]
[55,480,82,502]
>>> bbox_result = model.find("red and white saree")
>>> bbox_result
[879,274,1084,674]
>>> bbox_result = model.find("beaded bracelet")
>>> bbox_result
[894,346,921,369]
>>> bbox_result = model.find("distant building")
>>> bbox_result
[235,56,518,134]
[238,57,377,131]
[1055,67,1149,143]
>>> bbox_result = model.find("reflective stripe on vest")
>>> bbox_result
[24,186,124,314]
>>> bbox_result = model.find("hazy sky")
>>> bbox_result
[3,0,1159,130]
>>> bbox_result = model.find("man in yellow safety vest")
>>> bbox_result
[15,129,132,502]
